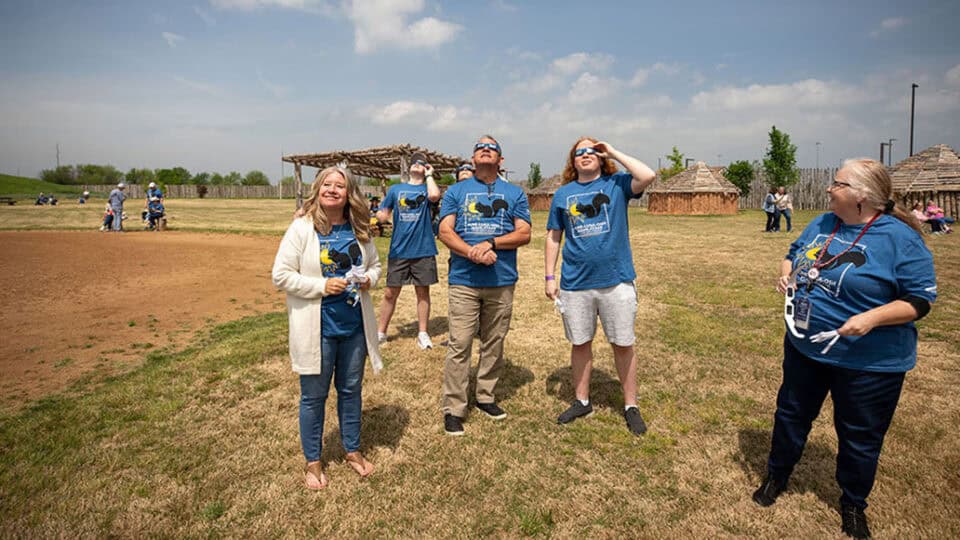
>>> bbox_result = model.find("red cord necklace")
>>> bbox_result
[807,211,881,281]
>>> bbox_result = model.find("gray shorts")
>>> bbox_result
[386,256,439,287]
[559,282,637,346]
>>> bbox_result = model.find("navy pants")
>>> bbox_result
[766,337,905,509]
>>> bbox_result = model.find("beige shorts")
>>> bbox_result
[559,282,638,346]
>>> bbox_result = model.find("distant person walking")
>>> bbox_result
[146,182,163,202]
[376,151,442,349]
[775,186,793,232]
[438,135,531,436]
[108,183,127,231]
[763,187,778,232]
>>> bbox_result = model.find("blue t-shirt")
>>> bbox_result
[785,213,937,372]
[381,183,438,260]
[546,172,641,291]
[440,176,531,287]
[147,187,163,200]
[148,201,164,216]
[317,224,364,338]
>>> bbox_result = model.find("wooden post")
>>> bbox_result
[400,155,409,184]
[295,162,303,209]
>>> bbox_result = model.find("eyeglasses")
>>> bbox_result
[830,181,852,189]
[474,142,501,153]
[412,160,427,166]
[455,165,475,173]
[574,147,600,158]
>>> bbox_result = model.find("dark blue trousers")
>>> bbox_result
[766,336,905,509]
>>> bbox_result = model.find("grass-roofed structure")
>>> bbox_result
[282,144,466,207]
[890,144,960,218]
[647,161,740,215]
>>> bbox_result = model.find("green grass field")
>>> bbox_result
[0,173,93,199]
[1,204,958,537]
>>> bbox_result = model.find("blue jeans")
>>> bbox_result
[112,206,123,231]
[299,329,367,462]
[780,208,792,231]
[766,337,904,509]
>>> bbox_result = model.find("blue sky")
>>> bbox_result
[1,0,958,181]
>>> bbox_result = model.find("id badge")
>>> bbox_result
[794,296,812,330]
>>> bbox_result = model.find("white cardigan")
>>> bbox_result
[271,217,383,375]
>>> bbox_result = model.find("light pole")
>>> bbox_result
[685,158,695,168]
[909,83,918,156]
[880,142,888,164]
[888,138,897,166]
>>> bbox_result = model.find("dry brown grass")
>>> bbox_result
[1,207,958,538]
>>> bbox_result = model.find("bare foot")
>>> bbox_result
[345,452,374,477]
[304,461,328,490]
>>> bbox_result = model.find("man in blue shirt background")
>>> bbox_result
[438,135,531,436]
[376,152,442,349]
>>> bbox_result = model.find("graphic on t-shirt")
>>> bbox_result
[397,191,427,222]
[793,235,868,296]
[320,241,362,277]
[566,191,611,237]
[463,193,508,235]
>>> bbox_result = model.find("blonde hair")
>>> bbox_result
[840,158,922,234]
[561,136,619,184]
[303,166,371,242]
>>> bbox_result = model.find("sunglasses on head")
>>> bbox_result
[574,147,600,157]
[474,142,501,153]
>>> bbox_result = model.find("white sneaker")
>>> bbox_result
[378,332,388,344]
[416,332,433,350]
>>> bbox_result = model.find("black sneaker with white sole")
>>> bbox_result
[557,401,593,424]
[444,414,464,436]
[476,402,507,420]
[624,407,647,435]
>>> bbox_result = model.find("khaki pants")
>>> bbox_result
[442,284,515,417]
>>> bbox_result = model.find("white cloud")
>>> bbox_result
[209,0,334,13]
[173,76,223,97]
[870,17,906,37]
[946,64,960,88]
[194,6,216,26]
[568,72,620,104]
[691,79,868,110]
[366,100,477,132]
[551,52,614,75]
[162,32,185,48]
[347,0,462,54]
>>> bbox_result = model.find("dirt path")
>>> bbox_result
[0,231,286,412]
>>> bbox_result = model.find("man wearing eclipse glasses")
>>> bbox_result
[376,152,443,350]
[438,135,532,436]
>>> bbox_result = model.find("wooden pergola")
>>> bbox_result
[282,144,466,208]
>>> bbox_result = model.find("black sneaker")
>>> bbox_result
[476,402,507,420]
[557,401,594,424]
[841,504,871,539]
[623,407,647,435]
[443,414,464,436]
[752,476,787,507]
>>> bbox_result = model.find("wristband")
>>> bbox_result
[545,275,556,281]
[487,238,496,250]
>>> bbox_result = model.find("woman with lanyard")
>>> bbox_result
[753,159,936,539]
[272,166,382,489]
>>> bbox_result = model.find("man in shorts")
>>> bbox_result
[376,152,442,349]
[544,137,657,436]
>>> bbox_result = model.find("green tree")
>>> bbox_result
[223,171,242,186]
[76,164,122,185]
[527,162,542,189]
[280,175,296,186]
[659,146,686,179]
[437,173,455,186]
[156,167,191,185]
[242,170,271,186]
[191,172,211,185]
[126,168,156,185]
[763,125,799,187]
[724,160,755,196]
[40,165,76,185]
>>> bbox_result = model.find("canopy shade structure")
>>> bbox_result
[282,144,467,207]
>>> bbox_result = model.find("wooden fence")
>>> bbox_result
[80,184,385,200]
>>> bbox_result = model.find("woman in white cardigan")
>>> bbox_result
[272,166,382,490]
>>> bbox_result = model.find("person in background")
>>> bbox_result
[108,183,127,232]
[544,137,657,436]
[147,182,163,202]
[272,166,382,490]
[924,199,954,234]
[763,187,778,232]
[78,191,90,204]
[754,159,936,539]
[48,194,58,206]
[35,192,47,205]
[147,197,165,230]
[437,135,531,436]
[775,186,793,232]
[100,204,115,231]
[455,163,475,182]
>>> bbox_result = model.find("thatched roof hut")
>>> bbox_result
[647,161,740,215]
[890,144,960,217]
[526,174,562,211]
